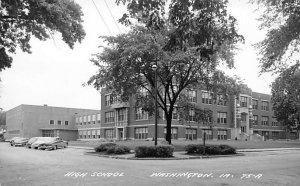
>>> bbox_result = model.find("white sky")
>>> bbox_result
[0,0,276,111]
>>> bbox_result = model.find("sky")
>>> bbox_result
[0,0,276,111]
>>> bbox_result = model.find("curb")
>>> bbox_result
[84,152,245,160]
[237,148,300,152]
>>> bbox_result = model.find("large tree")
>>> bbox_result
[0,0,86,71]
[88,0,244,144]
[252,0,300,73]
[271,63,300,131]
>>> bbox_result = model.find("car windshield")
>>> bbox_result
[40,137,56,143]
[28,137,38,143]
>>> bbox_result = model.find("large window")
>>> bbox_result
[272,131,279,138]
[64,121,69,125]
[105,129,114,139]
[96,130,101,138]
[117,108,126,122]
[97,114,101,123]
[79,131,83,139]
[217,94,227,106]
[105,94,113,106]
[202,91,212,104]
[217,112,227,124]
[272,118,278,127]
[91,130,96,138]
[187,109,195,122]
[262,116,269,126]
[42,130,54,137]
[186,128,197,140]
[83,116,87,125]
[253,115,258,125]
[134,127,148,139]
[262,101,269,111]
[252,99,258,109]
[188,90,197,103]
[57,120,62,125]
[240,96,248,108]
[164,128,178,139]
[87,115,91,124]
[202,129,213,140]
[79,117,82,125]
[104,111,115,123]
[172,107,179,120]
[135,107,148,120]
[218,130,227,140]
[92,115,96,124]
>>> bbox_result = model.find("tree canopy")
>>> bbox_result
[271,63,300,131]
[0,0,86,71]
[89,0,244,144]
[252,0,300,73]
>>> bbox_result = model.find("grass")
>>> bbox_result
[68,139,300,152]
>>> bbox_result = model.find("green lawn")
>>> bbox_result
[69,139,300,151]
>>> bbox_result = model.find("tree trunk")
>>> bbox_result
[166,115,172,144]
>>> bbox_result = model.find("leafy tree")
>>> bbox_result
[271,63,300,131]
[251,0,300,73]
[0,0,86,71]
[89,0,244,144]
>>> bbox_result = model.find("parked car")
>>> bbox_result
[26,137,40,148]
[38,137,68,150]
[12,138,29,146]
[9,137,22,146]
[31,137,54,149]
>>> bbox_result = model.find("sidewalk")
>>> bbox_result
[69,145,300,160]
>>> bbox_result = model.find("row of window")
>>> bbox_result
[78,130,101,139]
[49,120,69,125]
[240,96,271,111]
[252,116,278,126]
[75,114,101,125]
[134,127,228,140]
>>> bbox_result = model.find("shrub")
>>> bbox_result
[96,144,131,155]
[94,143,117,152]
[135,145,174,158]
[185,144,236,155]
[219,144,236,154]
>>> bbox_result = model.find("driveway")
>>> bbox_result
[0,142,299,186]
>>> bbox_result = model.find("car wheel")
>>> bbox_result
[53,145,57,150]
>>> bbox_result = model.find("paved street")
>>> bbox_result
[0,143,300,186]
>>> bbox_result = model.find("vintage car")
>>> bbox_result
[9,137,22,146]
[31,137,54,149]
[38,137,68,150]
[12,138,29,146]
[26,137,40,148]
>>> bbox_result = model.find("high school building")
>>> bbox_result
[100,87,299,141]
[5,88,299,141]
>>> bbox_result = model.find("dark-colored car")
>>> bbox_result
[26,137,40,148]
[38,137,68,150]
[11,138,29,146]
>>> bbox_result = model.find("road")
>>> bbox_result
[0,143,300,186]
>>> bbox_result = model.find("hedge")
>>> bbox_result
[135,145,174,158]
[94,143,117,152]
[106,145,131,154]
[185,144,236,155]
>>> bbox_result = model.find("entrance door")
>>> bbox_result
[241,126,246,133]
[118,128,123,140]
